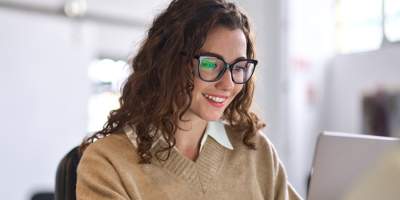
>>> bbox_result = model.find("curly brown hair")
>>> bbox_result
[79,0,266,164]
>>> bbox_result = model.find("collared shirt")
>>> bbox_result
[123,119,233,152]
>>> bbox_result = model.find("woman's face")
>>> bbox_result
[186,26,247,122]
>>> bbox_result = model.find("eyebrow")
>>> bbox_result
[199,52,247,63]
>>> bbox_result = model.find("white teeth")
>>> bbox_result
[203,93,226,103]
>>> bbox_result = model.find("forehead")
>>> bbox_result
[198,26,247,62]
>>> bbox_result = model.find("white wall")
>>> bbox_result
[0,8,91,199]
[238,0,288,166]
[324,45,400,134]
[285,0,400,197]
[285,0,336,197]
[238,0,314,197]
[0,7,144,200]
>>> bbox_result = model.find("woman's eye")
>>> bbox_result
[213,64,223,70]
[233,66,244,72]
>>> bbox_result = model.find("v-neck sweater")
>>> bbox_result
[77,125,303,200]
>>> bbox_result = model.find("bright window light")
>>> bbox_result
[336,0,383,54]
[88,59,128,83]
[88,92,120,132]
[384,0,400,42]
[87,58,130,132]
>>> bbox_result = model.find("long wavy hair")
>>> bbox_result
[79,0,265,164]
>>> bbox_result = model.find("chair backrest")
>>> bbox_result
[55,146,81,200]
[31,192,54,200]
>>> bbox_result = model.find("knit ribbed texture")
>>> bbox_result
[150,141,203,193]
[77,128,304,200]
[149,137,225,194]
[196,137,225,192]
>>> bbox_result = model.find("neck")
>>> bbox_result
[175,115,208,160]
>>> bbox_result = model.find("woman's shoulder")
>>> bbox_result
[223,123,274,151]
[77,129,139,200]
[222,123,281,165]
[80,129,139,162]
[222,123,285,180]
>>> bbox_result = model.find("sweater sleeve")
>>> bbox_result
[271,147,303,200]
[258,132,303,200]
[76,143,132,200]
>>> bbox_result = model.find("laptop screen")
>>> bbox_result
[307,132,399,200]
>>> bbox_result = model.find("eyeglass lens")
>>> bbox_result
[199,57,255,83]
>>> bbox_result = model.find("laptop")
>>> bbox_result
[307,131,399,200]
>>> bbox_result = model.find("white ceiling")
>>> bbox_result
[0,0,170,23]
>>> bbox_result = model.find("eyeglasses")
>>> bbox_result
[182,52,258,84]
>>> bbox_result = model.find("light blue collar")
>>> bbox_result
[123,120,234,152]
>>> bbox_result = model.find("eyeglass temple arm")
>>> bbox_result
[180,52,200,60]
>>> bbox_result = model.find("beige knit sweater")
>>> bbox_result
[77,125,302,200]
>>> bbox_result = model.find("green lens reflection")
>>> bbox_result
[200,59,216,72]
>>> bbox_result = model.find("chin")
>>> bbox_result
[198,110,224,121]
[204,116,222,122]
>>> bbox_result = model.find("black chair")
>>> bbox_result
[31,192,54,200]
[55,146,81,200]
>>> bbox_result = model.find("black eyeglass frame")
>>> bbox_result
[181,52,258,84]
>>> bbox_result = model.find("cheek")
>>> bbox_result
[232,84,243,97]
[193,74,205,91]
[192,75,211,101]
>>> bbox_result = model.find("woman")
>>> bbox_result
[77,0,302,199]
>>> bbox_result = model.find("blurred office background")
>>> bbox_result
[0,0,399,199]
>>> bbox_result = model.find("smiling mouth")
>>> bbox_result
[202,93,228,103]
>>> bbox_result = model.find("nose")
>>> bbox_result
[215,69,234,91]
